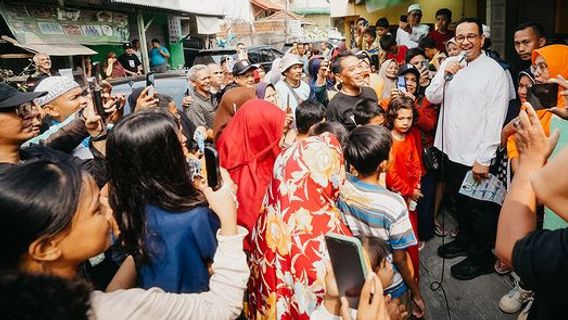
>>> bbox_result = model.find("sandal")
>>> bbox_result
[494,260,513,275]
[434,221,448,237]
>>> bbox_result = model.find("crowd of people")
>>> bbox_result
[1,3,568,320]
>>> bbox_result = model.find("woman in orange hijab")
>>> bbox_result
[506,44,568,172]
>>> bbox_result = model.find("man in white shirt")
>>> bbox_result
[425,18,509,281]
[275,54,310,117]
[396,4,429,49]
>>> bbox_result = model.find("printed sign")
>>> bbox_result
[0,4,130,45]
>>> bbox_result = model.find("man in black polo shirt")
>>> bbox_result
[118,43,142,76]
[326,52,378,131]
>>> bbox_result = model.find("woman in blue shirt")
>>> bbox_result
[107,109,219,293]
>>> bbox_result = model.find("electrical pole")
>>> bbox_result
[284,0,288,43]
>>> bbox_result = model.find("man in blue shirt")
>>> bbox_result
[149,38,170,73]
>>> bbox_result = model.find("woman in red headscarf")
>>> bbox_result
[216,99,288,245]
[248,133,352,320]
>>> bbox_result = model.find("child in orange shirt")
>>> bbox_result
[386,96,423,279]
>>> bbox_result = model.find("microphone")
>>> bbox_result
[444,51,467,82]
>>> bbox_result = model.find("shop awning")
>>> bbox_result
[15,43,97,56]
[111,0,224,17]
[1,36,97,56]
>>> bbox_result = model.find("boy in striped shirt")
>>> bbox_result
[338,125,426,317]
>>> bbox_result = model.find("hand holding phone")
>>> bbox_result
[326,233,369,309]
[204,146,222,191]
[527,83,559,110]
[396,76,407,93]
[88,79,107,122]
[146,72,155,97]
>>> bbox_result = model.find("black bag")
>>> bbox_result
[423,146,442,171]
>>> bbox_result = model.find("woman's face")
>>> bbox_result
[518,75,533,103]
[55,176,113,263]
[318,60,330,78]
[257,68,266,80]
[264,86,277,105]
[386,61,399,79]
[446,43,460,57]
[532,55,550,83]
[393,108,413,134]
[404,73,418,96]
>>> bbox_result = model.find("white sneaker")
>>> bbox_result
[499,282,534,314]
[517,297,534,320]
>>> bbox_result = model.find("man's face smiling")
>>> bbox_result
[455,22,484,62]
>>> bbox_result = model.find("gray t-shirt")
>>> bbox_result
[187,91,217,129]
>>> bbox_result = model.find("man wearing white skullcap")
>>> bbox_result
[396,4,430,49]
[34,76,86,124]
[22,77,88,148]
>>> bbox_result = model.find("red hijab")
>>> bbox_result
[216,99,286,242]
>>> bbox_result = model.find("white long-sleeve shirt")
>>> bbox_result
[91,227,249,320]
[425,53,509,167]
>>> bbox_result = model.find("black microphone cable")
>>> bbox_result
[428,74,453,320]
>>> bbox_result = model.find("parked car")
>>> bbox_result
[247,45,283,71]
[183,48,237,68]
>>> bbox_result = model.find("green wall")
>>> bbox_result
[88,13,185,69]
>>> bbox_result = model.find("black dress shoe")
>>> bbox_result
[450,258,494,280]
[437,240,468,259]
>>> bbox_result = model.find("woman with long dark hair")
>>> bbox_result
[0,159,248,319]
[107,109,219,293]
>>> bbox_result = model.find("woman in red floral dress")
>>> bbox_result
[248,132,352,320]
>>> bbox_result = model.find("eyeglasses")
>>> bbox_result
[213,71,223,75]
[531,62,548,74]
[455,34,479,43]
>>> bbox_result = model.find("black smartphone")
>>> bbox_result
[527,83,559,110]
[325,234,369,309]
[146,72,155,96]
[204,146,222,191]
[400,15,408,23]
[87,78,106,119]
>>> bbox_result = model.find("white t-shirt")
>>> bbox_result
[274,79,310,115]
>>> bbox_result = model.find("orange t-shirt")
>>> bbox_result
[386,128,423,198]
[507,110,552,159]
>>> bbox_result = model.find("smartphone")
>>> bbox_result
[397,76,407,93]
[194,130,205,154]
[400,15,408,23]
[146,72,155,96]
[527,83,559,110]
[88,78,106,119]
[325,233,369,309]
[204,146,222,191]
[420,59,429,71]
